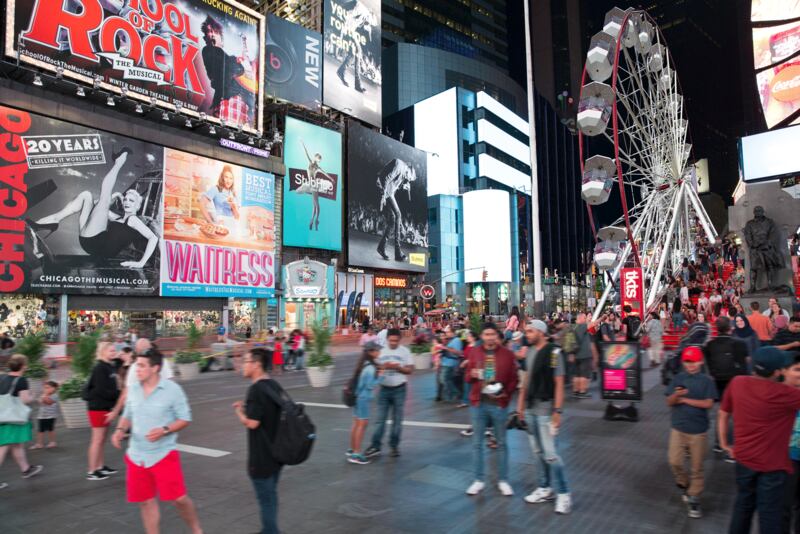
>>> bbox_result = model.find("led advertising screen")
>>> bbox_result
[161,149,275,297]
[752,0,800,128]
[347,123,428,272]
[739,124,800,181]
[463,189,512,283]
[0,104,163,295]
[323,0,382,126]
[4,0,265,134]
[282,117,343,251]
[600,342,642,401]
[266,14,322,110]
[414,88,460,197]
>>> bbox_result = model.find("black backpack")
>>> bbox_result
[626,315,642,340]
[342,361,372,407]
[263,382,317,466]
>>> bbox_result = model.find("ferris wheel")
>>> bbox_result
[577,7,717,320]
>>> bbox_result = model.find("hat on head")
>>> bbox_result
[752,346,793,374]
[512,331,524,341]
[527,320,548,334]
[363,341,382,352]
[681,346,703,362]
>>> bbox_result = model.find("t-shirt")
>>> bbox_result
[440,338,463,368]
[376,345,413,387]
[574,324,593,360]
[525,346,565,416]
[747,312,773,341]
[721,375,800,473]
[204,187,236,219]
[125,356,173,390]
[665,372,717,434]
[245,378,282,479]
[37,393,59,419]
[0,374,28,396]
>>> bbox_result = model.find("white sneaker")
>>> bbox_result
[555,493,572,514]
[466,480,485,495]
[524,487,555,504]
[498,481,514,496]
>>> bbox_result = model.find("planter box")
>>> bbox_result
[306,366,334,388]
[176,362,200,380]
[412,352,432,370]
[60,398,89,429]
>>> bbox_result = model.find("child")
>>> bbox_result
[665,346,717,519]
[30,380,59,449]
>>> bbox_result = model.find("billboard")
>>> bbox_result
[0,104,163,295]
[5,0,265,133]
[463,190,512,283]
[751,0,800,128]
[282,117,342,251]
[347,123,428,272]
[161,149,275,297]
[266,14,322,110]
[414,88,459,197]
[739,124,800,181]
[323,0,382,126]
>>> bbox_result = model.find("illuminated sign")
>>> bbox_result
[420,285,435,300]
[374,276,408,288]
[620,268,644,317]
[463,190,512,283]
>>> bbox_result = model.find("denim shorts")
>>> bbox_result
[353,397,370,420]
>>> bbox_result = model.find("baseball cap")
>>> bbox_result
[681,346,703,362]
[527,320,548,334]
[752,346,793,374]
[363,341,382,352]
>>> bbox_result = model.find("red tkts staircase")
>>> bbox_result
[662,323,719,353]
[722,262,735,283]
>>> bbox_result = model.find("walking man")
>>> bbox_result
[568,313,595,398]
[518,320,571,513]
[364,328,414,458]
[112,349,203,534]
[464,323,518,497]
[439,328,463,402]
[233,348,283,534]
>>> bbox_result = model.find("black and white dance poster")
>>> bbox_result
[0,104,163,295]
[347,123,428,273]
[323,0,382,126]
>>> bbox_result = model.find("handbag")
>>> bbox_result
[0,376,32,425]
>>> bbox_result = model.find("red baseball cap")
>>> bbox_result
[681,346,703,362]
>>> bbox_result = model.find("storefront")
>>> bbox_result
[373,274,418,322]
[336,272,374,329]
[0,294,61,341]
[281,259,335,331]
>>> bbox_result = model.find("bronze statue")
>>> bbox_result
[743,206,786,292]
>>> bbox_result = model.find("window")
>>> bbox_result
[455,246,460,270]
[428,208,438,225]
[454,209,460,232]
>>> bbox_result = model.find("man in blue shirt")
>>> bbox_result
[112,350,203,534]
[439,328,463,402]
[665,346,717,520]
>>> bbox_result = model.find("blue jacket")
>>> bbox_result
[356,363,381,401]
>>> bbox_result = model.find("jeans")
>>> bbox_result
[370,385,406,450]
[526,412,569,494]
[439,365,458,401]
[294,352,304,370]
[251,470,281,534]
[730,463,788,534]
[783,459,800,534]
[471,402,509,482]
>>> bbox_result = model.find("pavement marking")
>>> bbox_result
[176,444,232,458]
[302,402,349,409]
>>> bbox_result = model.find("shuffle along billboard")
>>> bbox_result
[4,0,265,134]
[0,104,275,298]
[282,117,342,251]
[266,14,322,111]
[323,0,382,127]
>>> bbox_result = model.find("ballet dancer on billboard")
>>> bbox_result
[297,140,336,231]
[26,149,159,269]
[375,158,416,262]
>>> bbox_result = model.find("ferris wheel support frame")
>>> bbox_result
[685,183,718,242]
[646,182,686,307]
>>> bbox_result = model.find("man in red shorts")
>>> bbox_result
[112,349,203,534]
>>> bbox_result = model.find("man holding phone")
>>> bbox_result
[665,346,717,520]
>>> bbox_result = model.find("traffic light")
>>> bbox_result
[482,269,488,281]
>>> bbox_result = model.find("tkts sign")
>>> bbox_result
[620,267,644,318]
[4,0,265,134]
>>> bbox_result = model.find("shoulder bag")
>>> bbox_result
[0,376,32,425]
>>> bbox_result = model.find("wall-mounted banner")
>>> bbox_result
[323,0,382,126]
[282,116,342,251]
[347,123,428,272]
[0,104,163,295]
[620,267,644,317]
[266,14,322,110]
[5,0,265,133]
[161,149,275,297]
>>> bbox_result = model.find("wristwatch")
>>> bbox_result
[162,425,170,435]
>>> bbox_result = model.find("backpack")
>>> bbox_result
[342,361,372,407]
[263,382,316,466]
[626,315,642,340]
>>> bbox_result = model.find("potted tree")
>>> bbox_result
[175,323,203,380]
[17,333,48,397]
[59,332,98,429]
[410,333,432,370]
[305,321,334,387]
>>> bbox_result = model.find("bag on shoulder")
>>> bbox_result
[264,382,316,466]
[342,378,357,407]
[0,376,32,425]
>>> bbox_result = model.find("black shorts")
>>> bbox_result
[574,358,593,379]
[38,418,55,432]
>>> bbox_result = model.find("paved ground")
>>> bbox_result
[1,353,738,533]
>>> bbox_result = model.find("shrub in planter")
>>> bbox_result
[71,332,99,377]
[306,322,333,387]
[410,340,432,370]
[59,375,90,429]
[16,333,46,366]
[174,351,202,380]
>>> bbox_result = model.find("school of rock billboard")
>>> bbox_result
[4,0,265,134]
[323,0,382,127]
[347,123,428,273]
[266,14,322,111]
[0,104,275,298]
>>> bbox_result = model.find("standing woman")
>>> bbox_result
[85,341,120,481]
[504,306,520,342]
[0,354,43,488]
[644,312,663,366]
[347,342,383,465]
[733,314,760,359]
